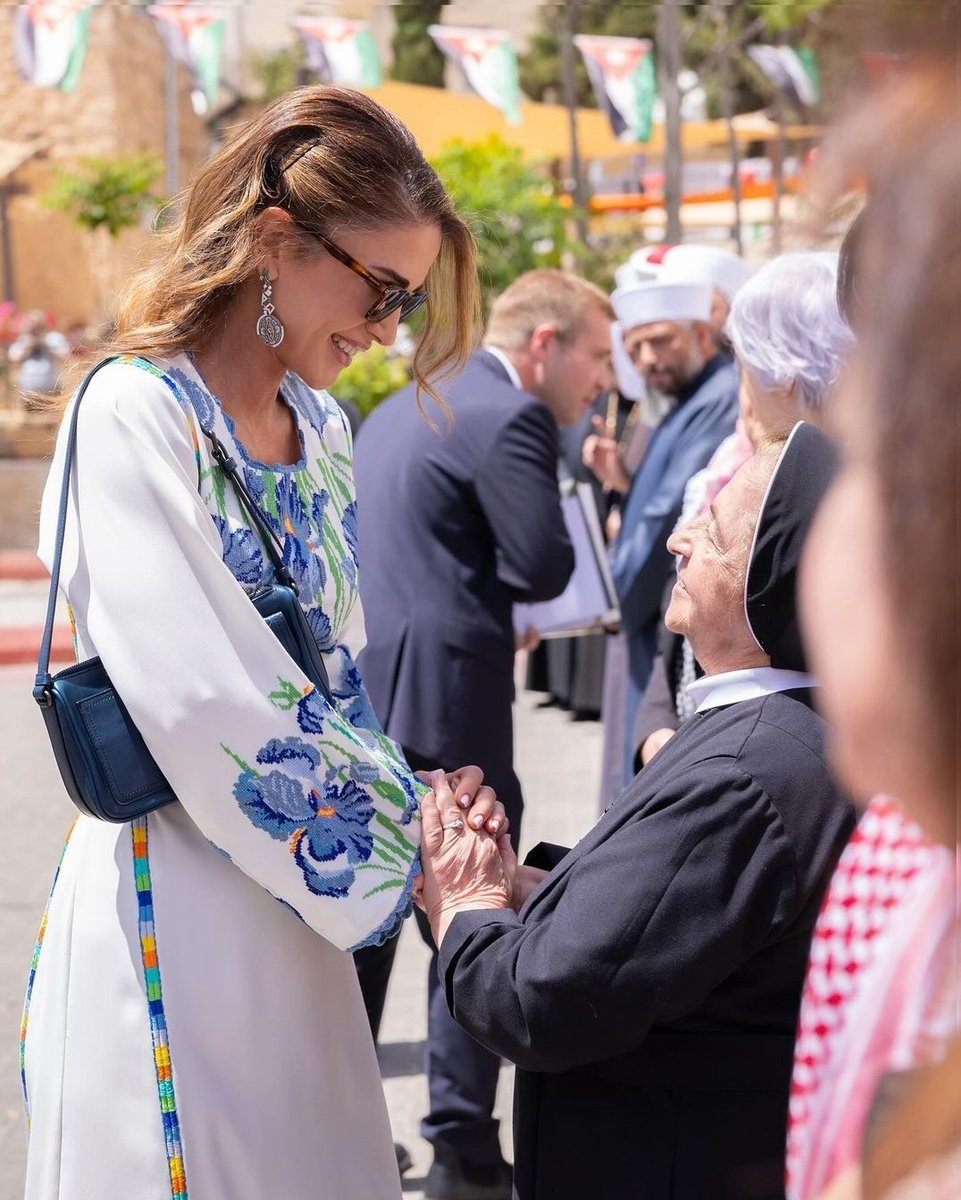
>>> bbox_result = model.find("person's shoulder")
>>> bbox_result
[698,357,740,404]
[64,355,200,467]
[74,354,188,428]
[739,690,845,800]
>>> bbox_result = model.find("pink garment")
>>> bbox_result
[787,797,958,1200]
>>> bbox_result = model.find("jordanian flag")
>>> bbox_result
[292,16,382,88]
[13,0,100,92]
[574,34,657,144]
[748,44,821,108]
[427,25,522,126]
[149,1,226,116]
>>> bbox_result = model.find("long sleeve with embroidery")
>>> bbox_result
[37,356,421,953]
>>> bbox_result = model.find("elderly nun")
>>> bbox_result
[418,424,856,1200]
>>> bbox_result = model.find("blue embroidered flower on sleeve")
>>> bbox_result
[212,516,266,585]
[295,687,327,734]
[232,735,376,898]
[329,644,380,730]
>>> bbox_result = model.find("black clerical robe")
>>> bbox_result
[439,688,855,1200]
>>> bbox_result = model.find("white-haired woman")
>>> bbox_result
[729,252,854,446]
[634,251,855,770]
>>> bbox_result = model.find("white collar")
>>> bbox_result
[686,666,816,713]
[485,346,523,391]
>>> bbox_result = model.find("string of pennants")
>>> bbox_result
[12,2,848,143]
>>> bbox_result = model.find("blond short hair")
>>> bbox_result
[484,269,613,353]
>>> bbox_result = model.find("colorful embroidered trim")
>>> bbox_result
[20,823,75,1124]
[133,817,189,1200]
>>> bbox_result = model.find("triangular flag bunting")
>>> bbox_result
[748,44,821,108]
[574,34,657,144]
[292,16,382,88]
[427,25,522,126]
[13,0,100,92]
[149,1,226,116]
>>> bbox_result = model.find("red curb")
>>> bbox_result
[0,551,48,581]
[0,625,73,667]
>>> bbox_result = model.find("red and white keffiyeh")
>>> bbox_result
[787,796,958,1200]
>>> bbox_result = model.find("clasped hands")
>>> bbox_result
[413,766,548,947]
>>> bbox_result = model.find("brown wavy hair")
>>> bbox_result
[93,86,480,405]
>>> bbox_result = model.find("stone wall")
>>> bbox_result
[0,5,209,326]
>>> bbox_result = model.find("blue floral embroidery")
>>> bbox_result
[306,607,334,651]
[233,737,376,897]
[341,500,359,567]
[331,645,380,729]
[288,377,332,435]
[165,366,216,430]
[295,687,328,734]
[212,516,265,585]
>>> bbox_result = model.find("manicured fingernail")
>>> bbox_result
[489,819,501,832]
[458,795,471,808]
[471,814,484,828]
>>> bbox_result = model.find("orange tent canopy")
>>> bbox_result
[360,80,820,161]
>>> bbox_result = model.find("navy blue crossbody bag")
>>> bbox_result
[33,357,332,823]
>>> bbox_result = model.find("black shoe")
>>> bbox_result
[423,1146,512,1200]
[395,1142,413,1176]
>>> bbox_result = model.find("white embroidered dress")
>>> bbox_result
[22,354,422,1200]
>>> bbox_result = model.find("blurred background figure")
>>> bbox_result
[597,276,739,798]
[793,44,961,1200]
[8,310,69,396]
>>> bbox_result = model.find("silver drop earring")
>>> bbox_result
[256,269,285,348]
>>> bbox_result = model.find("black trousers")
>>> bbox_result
[354,745,522,1166]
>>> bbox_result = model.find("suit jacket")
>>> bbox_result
[354,350,574,818]
[439,689,856,1200]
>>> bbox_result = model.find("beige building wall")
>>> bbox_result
[0,5,208,326]
[1,0,547,326]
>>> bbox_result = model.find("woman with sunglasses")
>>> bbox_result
[21,87,495,1200]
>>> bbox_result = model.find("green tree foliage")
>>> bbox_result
[45,154,163,238]
[390,1,445,87]
[249,39,306,102]
[430,136,572,307]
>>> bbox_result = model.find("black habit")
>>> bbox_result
[439,687,855,1199]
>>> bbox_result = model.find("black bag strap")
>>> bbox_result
[197,425,298,593]
[34,356,118,703]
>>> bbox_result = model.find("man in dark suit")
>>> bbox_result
[353,269,614,1198]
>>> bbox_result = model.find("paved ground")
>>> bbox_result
[0,643,603,1199]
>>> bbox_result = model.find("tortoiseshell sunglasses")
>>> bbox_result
[307,229,429,324]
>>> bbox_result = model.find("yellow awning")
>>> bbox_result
[361,80,822,161]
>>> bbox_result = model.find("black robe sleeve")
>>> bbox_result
[437,759,799,1075]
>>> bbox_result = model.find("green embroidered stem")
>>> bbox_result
[374,811,418,852]
[221,744,258,775]
[363,877,405,899]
